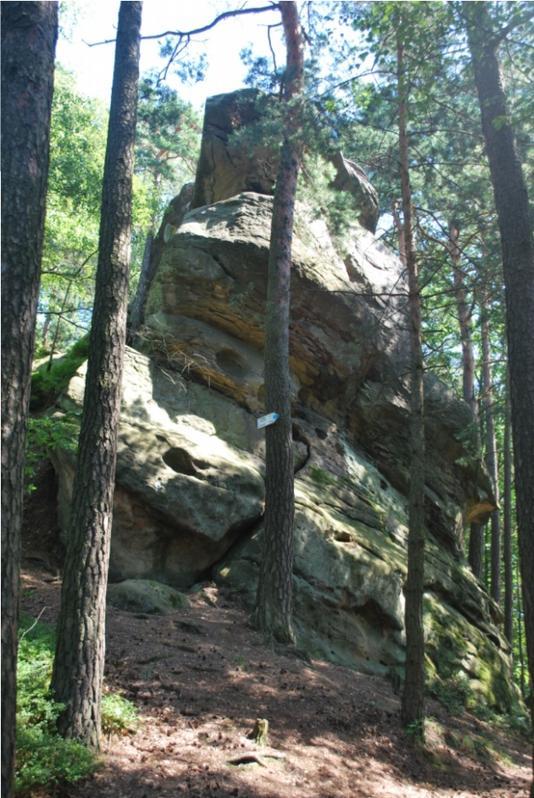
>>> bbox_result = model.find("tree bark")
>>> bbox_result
[464,4,534,789]
[447,221,484,578]
[448,222,476,412]
[128,232,154,336]
[1,4,57,794]
[480,306,501,605]
[50,1,141,748]
[468,523,485,582]
[503,395,514,644]
[253,1,304,644]
[397,30,426,734]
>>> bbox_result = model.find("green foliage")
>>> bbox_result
[25,413,79,491]
[101,693,139,735]
[405,718,425,743]
[31,335,89,411]
[16,616,96,793]
[15,615,139,793]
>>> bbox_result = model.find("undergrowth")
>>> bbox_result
[16,614,138,794]
[30,335,89,411]
[25,413,79,492]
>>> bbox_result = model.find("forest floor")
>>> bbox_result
[20,563,532,798]
[20,469,532,798]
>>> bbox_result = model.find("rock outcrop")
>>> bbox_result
[51,90,517,713]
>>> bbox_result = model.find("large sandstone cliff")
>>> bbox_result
[53,90,516,712]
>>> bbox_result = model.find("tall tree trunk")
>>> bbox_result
[469,523,484,582]
[50,2,141,748]
[464,4,534,789]
[397,30,426,734]
[503,395,514,644]
[1,5,57,794]
[253,1,304,644]
[517,569,527,698]
[448,221,484,578]
[480,306,501,605]
[128,232,154,336]
[41,316,51,350]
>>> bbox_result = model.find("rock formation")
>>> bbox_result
[52,89,518,712]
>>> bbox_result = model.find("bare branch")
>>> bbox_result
[87,4,280,47]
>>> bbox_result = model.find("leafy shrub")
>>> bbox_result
[101,693,139,735]
[25,413,79,492]
[16,614,138,793]
[16,616,96,793]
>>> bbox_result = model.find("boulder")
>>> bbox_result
[107,579,189,614]
[55,347,265,588]
[49,89,517,713]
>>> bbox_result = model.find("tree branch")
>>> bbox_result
[87,4,280,47]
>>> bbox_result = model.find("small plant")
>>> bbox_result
[405,718,425,743]
[16,614,138,793]
[16,615,96,793]
[101,693,138,735]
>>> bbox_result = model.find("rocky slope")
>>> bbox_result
[51,90,516,712]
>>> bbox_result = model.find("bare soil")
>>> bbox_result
[20,562,531,798]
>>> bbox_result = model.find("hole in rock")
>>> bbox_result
[380,480,388,490]
[315,427,327,440]
[215,348,247,378]
[163,447,209,475]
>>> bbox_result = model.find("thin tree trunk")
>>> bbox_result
[128,232,153,336]
[464,5,534,788]
[503,394,513,644]
[41,316,51,350]
[517,569,527,698]
[1,5,57,794]
[392,200,407,267]
[397,30,426,734]
[448,220,483,577]
[448,222,476,411]
[480,306,501,605]
[50,2,141,748]
[253,1,304,645]
[469,523,484,581]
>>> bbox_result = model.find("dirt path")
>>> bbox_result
[20,567,531,798]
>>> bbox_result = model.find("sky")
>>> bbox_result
[57,0,286,111]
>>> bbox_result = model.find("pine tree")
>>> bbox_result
[253,1,304,644]
[396,14,426,736]
[50,1,142,747]
[1,4,58,793]
[463,3,534,790]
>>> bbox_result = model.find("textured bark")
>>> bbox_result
[397,32,426,733]
[464,4,534,789]
[503,396,513,644]
[448,221,483,578]
[253,2,304,644]
[128,232,154,335]
[481,308,501,605]
[517,569,527,697]
[448,222,476,413]
[1,4,58,794]
[468,523,485,582]
[50,2,141,748]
